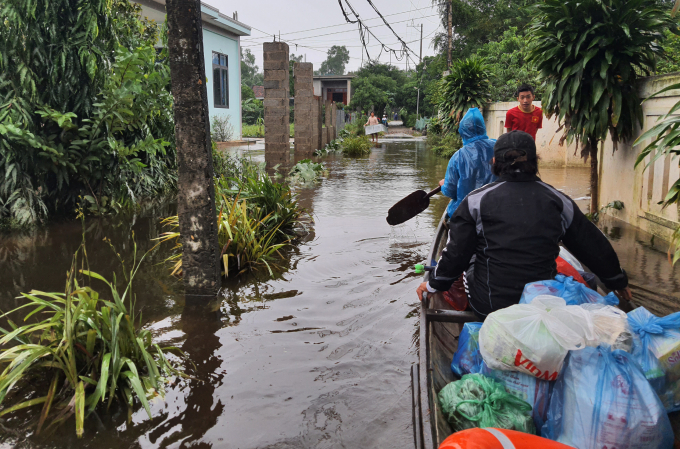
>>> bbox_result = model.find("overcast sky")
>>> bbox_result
[208,0,443,73]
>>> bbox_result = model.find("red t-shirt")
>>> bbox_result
[505,106,543,140]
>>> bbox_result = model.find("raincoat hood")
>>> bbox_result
[458,108,488,145]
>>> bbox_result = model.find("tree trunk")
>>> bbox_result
[447,2,453,69]
[589,139,599,215]
[166,0,221,298]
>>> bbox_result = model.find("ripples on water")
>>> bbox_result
[0,139,676,448]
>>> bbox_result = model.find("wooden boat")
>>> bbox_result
[411,213,477,449]
[410,214,680,448]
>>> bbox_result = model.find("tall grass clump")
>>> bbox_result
[241,124,264,138]
[158,157,305,277]
[0,235,186,437]
[341,135,372,156]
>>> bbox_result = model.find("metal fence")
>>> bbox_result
[415,117,431,131]
[336,110,345,132]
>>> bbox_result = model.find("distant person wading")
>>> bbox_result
[365,111,380,143]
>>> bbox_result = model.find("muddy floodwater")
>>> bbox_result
[0,139,677,448]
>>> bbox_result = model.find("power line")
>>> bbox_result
[365,0,418,57]
[241,14,437,46]
[337,0,419,68]
[241,5,438,42]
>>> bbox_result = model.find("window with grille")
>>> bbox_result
[212,52,229,108]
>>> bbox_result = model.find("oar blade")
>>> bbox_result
[386,190,430,226]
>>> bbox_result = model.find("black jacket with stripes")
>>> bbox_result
[428,172,628,317]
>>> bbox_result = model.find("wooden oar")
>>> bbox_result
[386,186,442,226]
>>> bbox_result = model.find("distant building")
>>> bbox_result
[252,85,265,100]
[132,0,251,139]
[313,75,355,105]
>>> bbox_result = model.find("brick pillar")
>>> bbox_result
[313,95,322,152]
[293,62,314,158]
[263,42,290,167]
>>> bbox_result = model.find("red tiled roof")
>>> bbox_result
[252,85,264,99]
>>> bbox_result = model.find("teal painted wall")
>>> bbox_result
[203,29,241,139]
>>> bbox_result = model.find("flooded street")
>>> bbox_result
[0,139,677,448]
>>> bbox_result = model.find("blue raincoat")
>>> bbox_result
[442,108,497,217]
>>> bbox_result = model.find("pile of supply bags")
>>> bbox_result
[451,323,552,430]
[543,346,673,449]
[439,277,680,449]
[628,307,680,412]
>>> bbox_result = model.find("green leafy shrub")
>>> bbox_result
[315,139,342,156]
[437,56,492,134]
[428,133,463,158]
[211,115,234,142]
[287,159,326,185]
[341,135,372,156]
[343,122,365,137]
[428,116,444,135]
[477,27,543,102]
[242,98,263,125]
[158,157,305,277]
[0,1,176,227]
[0,237,186,436]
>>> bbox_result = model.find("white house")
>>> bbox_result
[133,0,251,139]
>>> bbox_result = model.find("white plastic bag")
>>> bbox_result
[479,295,595,380]
[581,303,633,352]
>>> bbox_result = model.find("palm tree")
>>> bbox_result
[527,0,675,214]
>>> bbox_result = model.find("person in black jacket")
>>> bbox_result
[416,130,632,318]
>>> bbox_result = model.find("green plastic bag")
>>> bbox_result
[437,373,536,434]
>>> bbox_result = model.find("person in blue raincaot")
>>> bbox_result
[439,108,497,221]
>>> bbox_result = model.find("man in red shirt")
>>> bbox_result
[505,84,542,140]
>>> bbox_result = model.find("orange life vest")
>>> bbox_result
[439,428,575,449]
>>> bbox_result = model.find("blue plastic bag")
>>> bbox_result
[451,322,483,376]
[542,346,673,449]
[451,322,552,431]
[628,306,680,412]
[520,274,619,306]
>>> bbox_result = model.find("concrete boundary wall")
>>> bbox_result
[483,73,680,241]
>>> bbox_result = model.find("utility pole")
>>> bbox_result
[447,1,452,68]
[409,22,424,118]
[166,0,221,299]
[418,23,423,118]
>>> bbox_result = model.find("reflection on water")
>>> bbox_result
[0,140,677,448]
[599,215,680,315]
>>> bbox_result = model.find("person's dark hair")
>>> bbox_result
[492,150,538,177]
[515,84,535,98]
